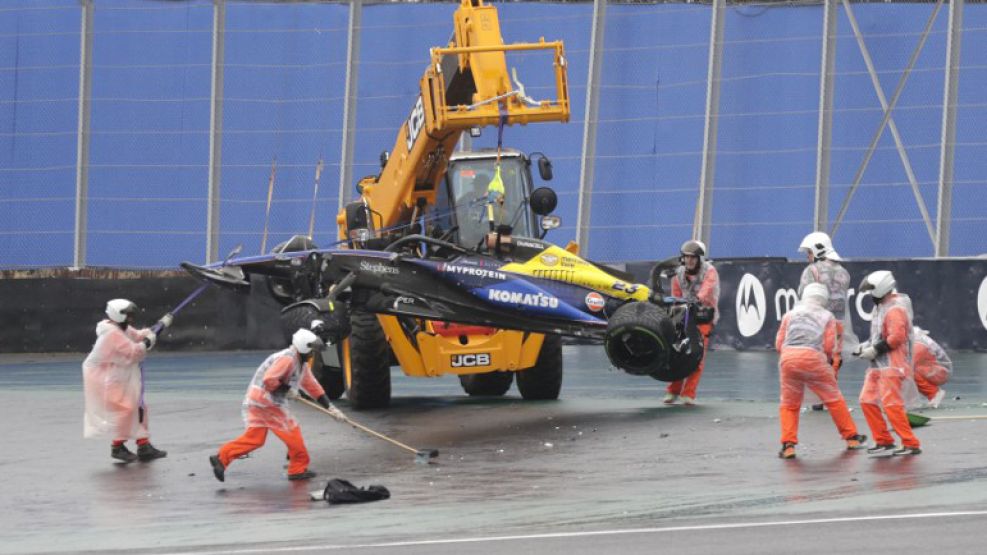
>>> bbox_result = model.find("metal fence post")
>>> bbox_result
[337,0,362,210]
[814,0,838,232]
[73,0,94,269]
[694,0,724,247]
[206,0,226,264]
[831,0,942,243]
[576,0,606,253]
[936,0,963,258]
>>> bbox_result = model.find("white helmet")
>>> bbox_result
[106,299,138,323]
[859,270,896,300]
[799,231,841,261]
[801,283,829,307]
[292,328,324,355]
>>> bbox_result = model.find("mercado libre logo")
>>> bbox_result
[736,273,766,337]
[978,277,987,331]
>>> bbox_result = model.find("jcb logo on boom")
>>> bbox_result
[406,96,425,152]
[451,353,491,368]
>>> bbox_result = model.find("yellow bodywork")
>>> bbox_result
[380,317,544,378]
[500,245,652,302]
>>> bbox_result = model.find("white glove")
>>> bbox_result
[157,313,174,329]
[854,343,878,360]
[326,405,344,421]
[143,331,157,350]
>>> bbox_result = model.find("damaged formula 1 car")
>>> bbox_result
[180,0,708,410]
[182,225,708,407]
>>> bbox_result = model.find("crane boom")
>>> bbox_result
[337,0,570,242]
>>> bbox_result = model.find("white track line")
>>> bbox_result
[166,509,987,555]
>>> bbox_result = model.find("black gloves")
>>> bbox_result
[695,306,715,324]
[872,339,891,356]
[317,395,332,409]
[274,383,291,396]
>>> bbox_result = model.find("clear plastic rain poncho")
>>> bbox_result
[776,302,843,406]
[912,326,952,386]
[82,320,153,439]
[673,261,721,324]
[862,293,923,409]
[798,259,858,352]
[241,348,324,433]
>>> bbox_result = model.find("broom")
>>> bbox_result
[907,412,987,428]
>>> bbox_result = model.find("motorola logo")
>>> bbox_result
[736,273,767,337]
[978,277,987,331]
[774,288,799,321]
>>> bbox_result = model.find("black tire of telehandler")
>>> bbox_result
[604,301,674,377]
[280,304,346,400]
[459,371,514,397]
[346,310,392,410]
[516,334,563,400]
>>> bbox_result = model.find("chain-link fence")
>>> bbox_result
[2,0,985,269]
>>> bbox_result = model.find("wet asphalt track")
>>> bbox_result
[2,347,987,554]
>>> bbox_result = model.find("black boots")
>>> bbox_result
[287,470,317,481]
[112,442,166,462]
[111,444,138,463]
[867,443,896,456]
[209,455,225,482]
[137,443,167,462]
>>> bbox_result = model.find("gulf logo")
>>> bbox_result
[585,292,605,312]
[540,253,559,266]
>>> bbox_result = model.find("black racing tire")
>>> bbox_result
[459,371,514,397]
[516,334,563,400]
[280,303,320,343]
[346,310,391,410]
[604,301,675,378]
[281,305,346,400]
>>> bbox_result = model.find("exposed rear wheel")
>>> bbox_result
[516,335,563,400]
[280,304,320,343]
[281,304,347,399]
[605,301,701,382]
[605,302,674,378]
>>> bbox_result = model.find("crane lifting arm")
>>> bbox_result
[338,0,570,243]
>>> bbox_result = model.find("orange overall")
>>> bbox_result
[858,294,919,449]
[217,347,326,476]
[912,331,951,401]
[776,304,859,446]
[666,262,720,400]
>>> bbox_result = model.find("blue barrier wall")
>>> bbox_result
[0,0,80,267]
[1,1,985,268]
